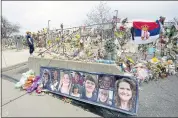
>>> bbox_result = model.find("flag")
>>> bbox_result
[132,20,161,44]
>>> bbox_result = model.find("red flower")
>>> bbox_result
[119,26,125,31]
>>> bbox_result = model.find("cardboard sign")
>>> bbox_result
[40,67,139,115]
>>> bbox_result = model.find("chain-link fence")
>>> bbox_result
[2,35,26,51]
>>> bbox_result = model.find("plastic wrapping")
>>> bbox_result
[15,70,35,88]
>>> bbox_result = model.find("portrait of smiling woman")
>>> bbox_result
[58,71,72,95]
[114,78,136,112]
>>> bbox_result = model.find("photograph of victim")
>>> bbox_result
[80,73,98,102]
[113,77,137,113]
[41,68,52,90]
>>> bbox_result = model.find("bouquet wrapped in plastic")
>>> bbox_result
[15,70,35,88]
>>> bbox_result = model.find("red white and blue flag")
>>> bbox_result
[131,20,161,44]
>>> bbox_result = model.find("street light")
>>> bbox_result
[48,20,51,32]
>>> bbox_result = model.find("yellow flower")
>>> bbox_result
[152,57,159,63]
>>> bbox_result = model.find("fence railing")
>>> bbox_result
[2,21,177,51]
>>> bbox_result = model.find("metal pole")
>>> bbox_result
[110,10,118,60]
[112,10,118,39]
[47,20,50,48]
[115,10,118,30]
[61,23,65,54]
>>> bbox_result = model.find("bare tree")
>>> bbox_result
[84,1,113,44]
[85,1,111,26]
[1,16,20,39]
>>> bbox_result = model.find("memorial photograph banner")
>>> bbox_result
[40,66,139,115]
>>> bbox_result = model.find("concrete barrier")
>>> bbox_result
[2,61,28,72]
[28,57,124,75]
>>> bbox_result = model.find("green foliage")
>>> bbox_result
[71,38,80,48]
[104,38,116,53]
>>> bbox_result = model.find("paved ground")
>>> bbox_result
[138,75,178,117]
[1,49,178,117]
[1,79,100,117]
[2,49,31,68]
[1,49,100,117]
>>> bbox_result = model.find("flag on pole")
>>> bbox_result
[132,20,161,44]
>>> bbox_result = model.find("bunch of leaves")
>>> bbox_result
[168,25,177,38]
[104,38,116,53]
[71,38,80,48]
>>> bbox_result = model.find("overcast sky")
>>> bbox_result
[2,1,178,35]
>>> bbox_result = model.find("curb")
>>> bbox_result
[2,61,28,72]
[2,74,19,83]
